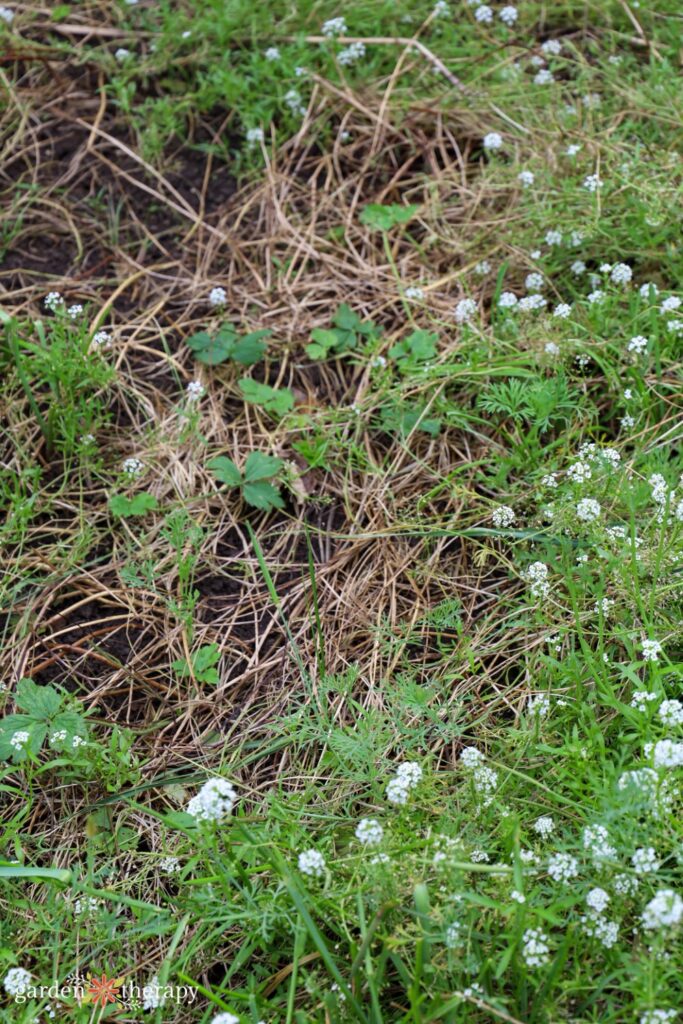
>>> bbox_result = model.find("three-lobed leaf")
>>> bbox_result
[207,456,243,486]
[238,378,294,416]
[186,326,269,366]
[109,493,159,517]
[359,203,419,231]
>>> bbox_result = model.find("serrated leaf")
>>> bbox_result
[359,203,419,231]
[238,378,293,416]
[109,493,159,517]
[242,481,284,511]
[244,451,283,481]
[15,678,62,719]
[186,330,234,366]
[0,718,46,762]
[207,456,242,487]
[232,330,270,365]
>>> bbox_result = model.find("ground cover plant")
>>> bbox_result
[0,1,682,1021]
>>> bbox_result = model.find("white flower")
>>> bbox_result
[553,302,572,319]
[525,272,544,292]
[660,296,681,314]
[338,41,366,65]
[284,89,306,116]
[471,764,499,804]
[475,259,491,275]
[460,746,484,768]
[631,691,658,711]
[541,39,562,55]
[186,778,237,822]
[571,260,586,275]
[566,144,582,157]
[547,852,579,882]
[246,127,264,147]
[586,888,610,913]
[582,824,616,863]
[482,132,503,151]
[641,889,683,931]
[582,93,601,108]
[211,1015,241,1024]
[518,169,534,187]
[474,5,493,23]
[0,6,15,23]
[355,818,383,845]
[498,291,518,308]
[122,457,143,476]
[533,815,554,837]
[264,46,280,61]
[454,298,477,322]
[583,174,602,192]
[386,762,422,805]
[432,1,450,16]
[44,291,63,311]
[298,849,326,877]
[3,968,31,996]
[576,498,601,522]
[404,286,424,301]
[471,848,489,862]
[639,282,659,298]
[159,855,180,873]
[74,896,100,915]
[580,913,619,947]
[587,289,605,304]
[499,6,518,26]
[541,473,558,488]
[322,16,347,37]
[614,873,639,896]
[632,847,660,874]
[640,1012,677,1024]
[50,729,67,744]
[641,639,662,663]
[534,69,554,85]
[522,928,550,967]
[10,730,30,749]
[67,303,83,319]
[186,380,204,400]
[528,694,550,717]
[518,294,546,311]
[142,976,165,1010]
[567,460,591,484]
[395,761,422,786]
[627,335,648,355]
[92,330,111,348]
[611,263,632,285]
[544,341,560,356]
[524,561,550,599]
[115,48,132,62]
[545,229,562,246]
[209,286,226,307]
[510,889,526,903]
[492,505,515,528]
[659,699,683,727]
[647,739,683,769]
[593,597,614,617]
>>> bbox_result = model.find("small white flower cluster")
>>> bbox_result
[641,889,683,931]
[355,818,383,846]
[583,824,616,864]
[284,89,306,116]
[454,297,478,323]
[583,173,603,193]
[518,294,547,312]
[142,976,165,1010]
[522,927,550,967]
[474,5,493,24]
[159,855,180,874]
[631,691,658,712]
[208,286,226,307]
[338,41,365,65]
[580,911,619,948]
[10,730,30,750]
[460,747,498,806]
[482,131,503,152]
[510,888,526,903]
[444,921,462,948]
[547,851,579,883]
[646,739,683,769]
[211,1014,240,1024]
[632,847,660,874]
[640,1012,677,1024]
[492,505,515,528]
[186,380,205,401]
[298,848,326,878]
[404,286,424,301]
[576,497,601,522]
[186,778,237,823]
[523,561,550,599]
[659,699,683,727]
[246,127,264,147]
[527,694,550,718]
[44,290,64,312]
[322,16,347,37]
[499,5,518,26]
[610,262,632,285]
[518,169,534,187]
[122,457,144,476]
[3,968,31,996]
[628,334,648,355]
[586,887,610,913]
[386,761,423,805]
[533,815,554,838]
[92,330,112,348]
[264,46,280,61]
[641,639,663,663]
[74,896,100,915]
[0,6,15,24]
[553,302,572,319]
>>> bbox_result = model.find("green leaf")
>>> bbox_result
[0,865,72,883]
[238,378,294,416]
[109,492,159,517]
[50,711,87,745]
[186,329,235,366]
[389,329,438,363]
[232,330,270,365]
[15,678,62,719]
[333,304,360,331]
[359,203,419,231]
[207,456,243,487]
[244,451,283,481]
[0,718,47,762]
[242,481,284,511]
